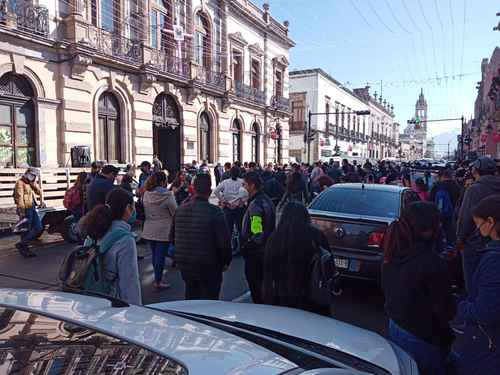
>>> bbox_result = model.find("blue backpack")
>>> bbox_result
[435,189,454,218]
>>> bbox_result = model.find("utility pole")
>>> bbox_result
[307,110,312,164]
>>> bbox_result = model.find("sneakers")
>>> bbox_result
[15,243,36,258]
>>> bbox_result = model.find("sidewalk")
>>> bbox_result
[0,232,64,259]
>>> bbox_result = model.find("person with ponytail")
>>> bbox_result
[80,188,142,305]
[382,202,455,375]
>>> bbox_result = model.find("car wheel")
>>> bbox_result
[61,216,81,244]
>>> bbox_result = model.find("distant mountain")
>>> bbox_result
[430,130,460,158]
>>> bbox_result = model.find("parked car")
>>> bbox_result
[309,184,419,282]
[0,289,418,374]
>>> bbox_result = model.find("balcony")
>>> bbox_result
[197,67,225,91]
[233,81,265,105]
[87,27,143,65]
[0,0,49,37]
[272,96,290,112]
[150,51,189,80]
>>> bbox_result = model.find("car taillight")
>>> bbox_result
[368,230,385,249]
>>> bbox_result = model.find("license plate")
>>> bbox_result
[334,258,349,269]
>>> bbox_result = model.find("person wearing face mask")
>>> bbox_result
[451,195,500,375]
[456,157,500,292]
[80,188,142,305]
[14,167,45,257]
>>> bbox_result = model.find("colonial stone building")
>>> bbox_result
[289,69,398,163]
[0,0,294,173]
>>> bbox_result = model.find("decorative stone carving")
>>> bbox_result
[273,55,289,67]
[139,71,156,94]
[248,43,264,57]
[70,53,92,80]
[228,32,248,47]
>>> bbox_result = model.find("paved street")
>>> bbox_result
[0,232,387,336]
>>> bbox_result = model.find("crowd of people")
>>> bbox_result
[11,154,500,374]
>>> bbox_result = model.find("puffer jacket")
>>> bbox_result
[141,187,177,242]
[452,240,500,374]
[172,197,231,277]
[14,178,42,216]
[241,191,276,257]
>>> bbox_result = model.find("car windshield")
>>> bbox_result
[310,188,400,218]
[0,307,187,375]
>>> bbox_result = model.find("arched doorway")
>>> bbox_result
[0,73,36,167]
[231,119,242,162]
[199,111,211,163]
[251,122,260,164]
[97,92,121,163]
[153,94,181,177]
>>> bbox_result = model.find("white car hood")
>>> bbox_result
[150,300,401,374]
[0,290,296,375]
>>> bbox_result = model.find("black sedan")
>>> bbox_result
[309,183,420,282]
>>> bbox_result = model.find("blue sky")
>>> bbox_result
[257,0,499,149]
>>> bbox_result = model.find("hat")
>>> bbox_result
[25,167,39,177]
[101,164,120,175]
[472,157,497,174]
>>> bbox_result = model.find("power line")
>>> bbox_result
[367,1,395,34]
[433,0,447,79]
[416,0,437,77]
[401,0,429,80]
[448,0,456,78]
[348,0,375,31]
[460,0,467,78]
[383,0,411,34]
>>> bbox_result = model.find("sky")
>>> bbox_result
[256,0,499,152]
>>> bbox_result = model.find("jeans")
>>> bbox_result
[181,272,222,300]
[223,207,244,251]
[389,320,447,375]
[20,206,43,245]
[244,254,264,304]
[149,240,169,283]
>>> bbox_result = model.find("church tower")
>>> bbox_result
[415,88,428,132]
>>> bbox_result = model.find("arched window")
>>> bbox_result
[194,11,211,68]
[231,119,242,162]
[251,123,260,164]
[199,111,211,163]
[97,92,121,163]
[0,73,36,167]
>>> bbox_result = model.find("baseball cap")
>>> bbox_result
[472,157,497,174]
[101,165,120,175]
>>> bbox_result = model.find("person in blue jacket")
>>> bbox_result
[451,194,500,375]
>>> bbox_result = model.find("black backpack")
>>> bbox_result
[308,247,341,307]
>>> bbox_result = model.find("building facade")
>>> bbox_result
[401,89,429,160]
[289,69,398,163]
[464,47,500,159]
[0,0,294,173]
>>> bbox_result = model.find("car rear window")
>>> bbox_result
[310,188,400,218]
[0,307,187,375]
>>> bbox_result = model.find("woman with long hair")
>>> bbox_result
[451,195,500,375]
[64,171,88,221]
[382,202,455,375]
[142,171,177,290]
[276,171,309,224]
[80,188,142,305]
[170,170,190,205]
[263,202,331,315]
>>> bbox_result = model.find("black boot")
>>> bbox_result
[15,243,36,258]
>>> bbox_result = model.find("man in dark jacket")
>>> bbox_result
[86,164,118,211]
[172,174,232,300]
[241,172,276,303]
[430,169,462,245]
[456,157,500,292]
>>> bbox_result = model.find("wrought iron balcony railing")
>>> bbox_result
[272,96,290,112]
[197,67,225,90]
[88,27,143,64]
[0,0,49,37]
[234,80,265,105]
[150,51,189,79]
